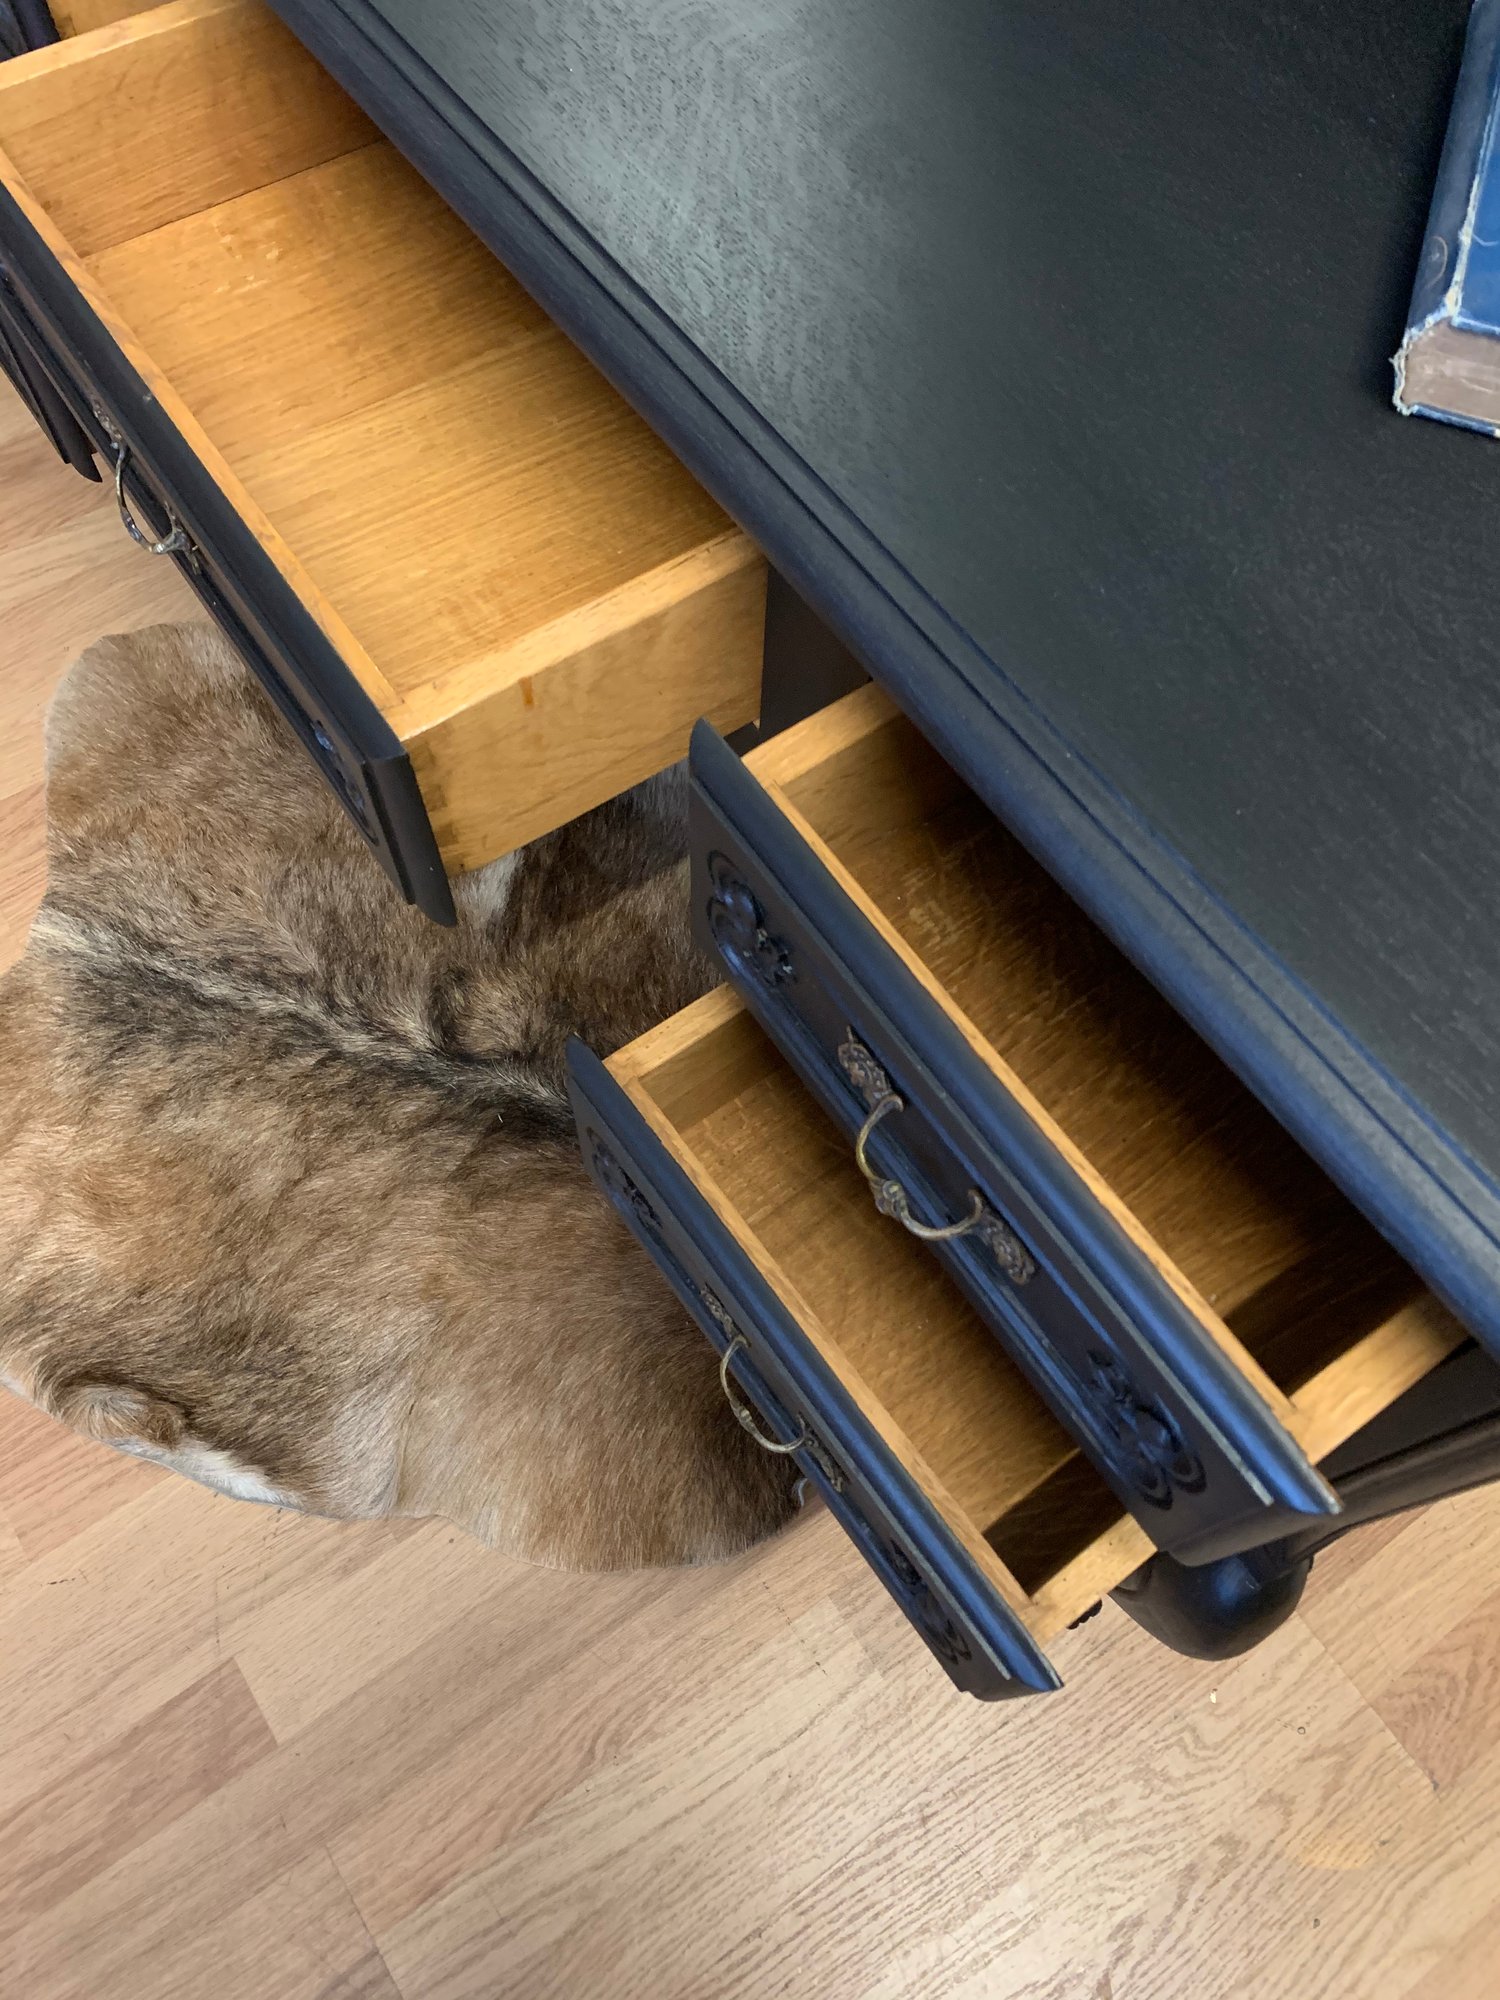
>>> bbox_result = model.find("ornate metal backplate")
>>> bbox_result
[837,1032,1036,1285]
[836,1033,894,1109]
[698,1285,737,1337]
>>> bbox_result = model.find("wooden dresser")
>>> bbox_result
[4,0,1498,1698]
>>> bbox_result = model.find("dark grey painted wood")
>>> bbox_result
[269,0,1500,1347]
[0,269,98,478]
[1,2,59,56]
[757,570,867,742]
[358,0,1489,1151]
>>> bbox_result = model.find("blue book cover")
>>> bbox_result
[1395,0,1500,433]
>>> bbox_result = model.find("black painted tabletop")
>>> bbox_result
[285,0,1500,1328]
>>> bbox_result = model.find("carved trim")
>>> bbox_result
[705,852,795,987]
[844,1512,974,1668]
[1086,1350,1207,1509]
[585,1129,663,1241]
[884,1544,974,1667]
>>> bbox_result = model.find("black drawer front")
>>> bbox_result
[689,720,1344,1569]
[0,267,97,478]
[0,182,454,925]
[0,3,58,60]
[567,1036,1063,1701]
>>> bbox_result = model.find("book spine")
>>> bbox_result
[1406,0,1500,333]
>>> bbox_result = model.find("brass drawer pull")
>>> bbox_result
[841,1034,1036,1284]
[706,1305,843,1490]
[854,1093,986,1240]
[718,1334,809,1457]
[92,403,192,558]
[113,444,191,557]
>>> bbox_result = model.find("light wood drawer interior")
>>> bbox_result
[0,0,764,871]
[613,987,1147,1640]
[742,689,1467,1466]
[618,984,1464,1637]
[44,0,149,34]
[46,1,149,35]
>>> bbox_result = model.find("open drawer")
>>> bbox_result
[0,0,763,919]
[688,686,1466,1566]
[569,988,1460,1698]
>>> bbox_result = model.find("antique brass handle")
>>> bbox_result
[92,403,192,558]
[840,1035,1036,1284]
[113,444,191,556]
[718,1335,810,1456]
[853,1093,991,1241]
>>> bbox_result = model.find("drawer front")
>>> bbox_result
[0,181,455,925]
[0,261,96,476]
[0,5,58,60]
[567,1037,1063,1701]
[690,721,1343,1568]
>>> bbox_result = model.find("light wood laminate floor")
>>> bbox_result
[3,381,1500,2000]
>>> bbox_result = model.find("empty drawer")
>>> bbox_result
[569,988,1460,1697]
[688,686,1465,1565]
[0,0,764,918]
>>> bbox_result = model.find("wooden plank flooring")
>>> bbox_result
[3,380,1500,1998]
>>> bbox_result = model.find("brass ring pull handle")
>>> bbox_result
[114,445,191,557]
[846,1075,1036,1285]
[718,1335,811,1456]
[853,1092,990,1241]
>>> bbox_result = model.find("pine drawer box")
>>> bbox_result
[685,686,1466,1567]
[0,0,764,920]
[570,689,1466,1696]
[570,987,1460,1700]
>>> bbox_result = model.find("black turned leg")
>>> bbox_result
[1108,1542,1314,1661]
[1112,1342,1500,1660]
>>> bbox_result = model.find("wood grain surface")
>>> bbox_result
[752,689,1465,1463]
[261,0,1500,1366]
[0,0,764,878]
[5,382,1500,1997]
[620,990,1151,1635]
[46,0,159,36]
[82,130,750,711]
[0,0,376,256]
